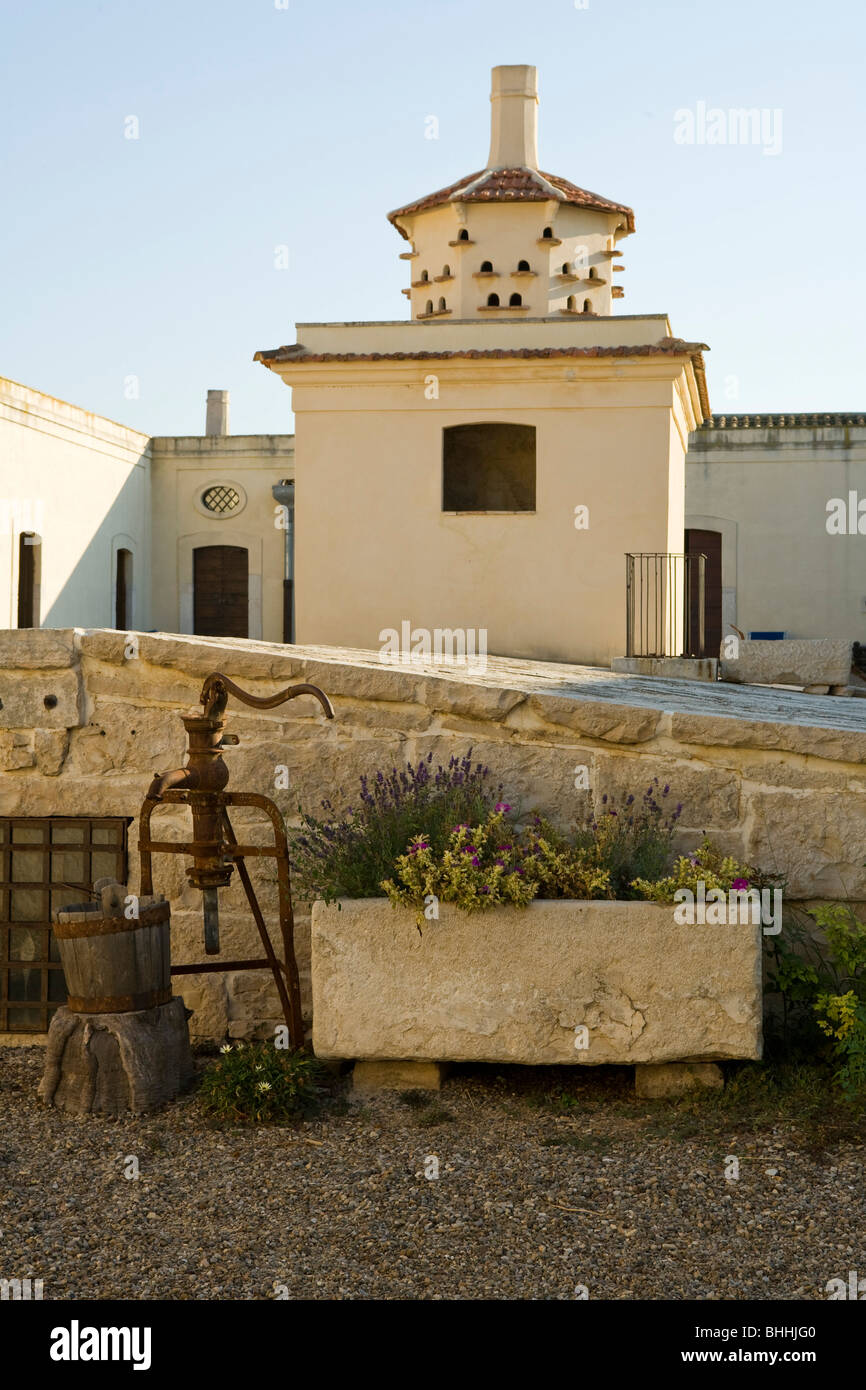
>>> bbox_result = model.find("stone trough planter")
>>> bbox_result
[311,899,763,1067]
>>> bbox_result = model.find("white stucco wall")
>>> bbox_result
[149,435,294,643]
[0,377,152,631]
[686,420,866,641]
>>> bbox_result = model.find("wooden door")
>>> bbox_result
[193,546,249,638]
[685,529,722,658]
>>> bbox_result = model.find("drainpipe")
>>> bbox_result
[271,479,294,643]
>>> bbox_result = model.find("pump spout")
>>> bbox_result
[146,765,201,801]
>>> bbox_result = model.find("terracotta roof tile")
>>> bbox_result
[387,167,635,235]
[255,337,709,416]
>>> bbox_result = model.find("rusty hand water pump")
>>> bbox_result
[138,672,334,1049]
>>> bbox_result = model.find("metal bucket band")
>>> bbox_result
[65,987,173,1015]
[53,902,170,940]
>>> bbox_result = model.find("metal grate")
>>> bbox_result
[0,818,128,1032]
[201,485,241,515]
[625,552,706,659]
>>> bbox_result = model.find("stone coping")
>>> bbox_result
[3,628,865,759]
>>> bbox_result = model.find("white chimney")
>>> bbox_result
[487,65,539,170]
[205,389,230,436]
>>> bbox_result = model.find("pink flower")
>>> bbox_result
[732,877,749,891]
[495,802,511,813]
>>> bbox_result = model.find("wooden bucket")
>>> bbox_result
[53,895,171,1014]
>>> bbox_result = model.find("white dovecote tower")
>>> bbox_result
[388,65,634,321]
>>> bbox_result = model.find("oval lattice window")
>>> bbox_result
[201,485,241,515]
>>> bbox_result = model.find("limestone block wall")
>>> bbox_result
[1,629,864,1044]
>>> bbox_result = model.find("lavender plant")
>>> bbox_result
[289,751,507,901]
[571,778,683,898]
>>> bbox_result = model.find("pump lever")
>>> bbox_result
[199,672,335,722]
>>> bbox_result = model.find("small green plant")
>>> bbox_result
[631,837,752,902]
[815,990,866,1097]
[198,1042,324,1125]
[382,810,613,924]
[572,779,683,897]
[766,902,866,1097]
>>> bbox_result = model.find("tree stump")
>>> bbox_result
[39,998,195,1116]
[38,880,195,1116]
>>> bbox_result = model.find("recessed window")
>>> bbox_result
[480,260,493,273]
[438,296,447,312]
[517,259,530,272]
[115,548,133,629]
[420,269,429,282]
[588,267,598,280]
[201,485,241,515]
[509,292,522,306]
[486,292,500,307]
[458,229,469,241]
[17,533,41,628]
[425,299,433,315]
[443,423,536,512]
[0,817,128,1033]
[442,263,451,276]
[562,262,570,275]
[542,226,553,239]
[567,294,576,311]
[583,299,592,313]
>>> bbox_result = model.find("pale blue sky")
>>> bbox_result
[2,0,863,436]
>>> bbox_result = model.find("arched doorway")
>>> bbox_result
[193,545,249,638]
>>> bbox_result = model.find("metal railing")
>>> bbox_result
[625,552,706,658]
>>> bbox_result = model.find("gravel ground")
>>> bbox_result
[1,1046,863,1301]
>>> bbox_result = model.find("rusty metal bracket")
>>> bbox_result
[138,673,334,1049]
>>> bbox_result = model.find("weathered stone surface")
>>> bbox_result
[634,1062,724,1097]
[173,974,229,1043]
[352,1060,447,1092]
[669,712,866,766]
[612,657,719,682]
[311,899,763,1065]
[425,679,527,721]
[34,728,68,776]
[720,639,853,688]
[593,753,741,827]
[0,669,80,729]
[526,694,661,744]
[2,627,864,1043]
[409,733,594,828]
[0,628,77,669]
[0,731,35,770]
[746,791,866,899]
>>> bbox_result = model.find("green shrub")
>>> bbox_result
[289,751,506,901]
[766,902,866,1097]
[631,837,752,903]
[571,779,682,897]
[198,1042,324,1125]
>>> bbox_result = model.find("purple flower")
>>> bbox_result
[495,801,511,813]
[471,855,480,866]
[732,877,749,891]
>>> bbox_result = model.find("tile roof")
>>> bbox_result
[255,337,709,416]
[702,413,866,430]
[387,167,635,235]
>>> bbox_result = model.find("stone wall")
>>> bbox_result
[1,629,864,1043]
